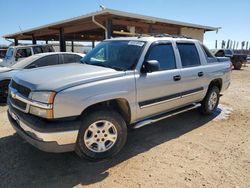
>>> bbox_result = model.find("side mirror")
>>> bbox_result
[141,60,160,73]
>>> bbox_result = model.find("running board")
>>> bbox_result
[133,103,201,129]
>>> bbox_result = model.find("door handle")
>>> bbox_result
[198,72,204,77]
[173,75,181,81]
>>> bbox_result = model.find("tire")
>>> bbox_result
[75,109,127,160]
[233,61,242,70]
[200,86,220,115]
[0,81,10,103]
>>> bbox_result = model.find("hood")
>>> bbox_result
[13,63,125,91]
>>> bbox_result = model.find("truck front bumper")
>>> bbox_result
[7,104,80,153]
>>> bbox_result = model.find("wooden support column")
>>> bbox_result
[32,35,37,44]
[14,38,18,46]
[59,28,66,52]
[71,41,74,52]
[106,19,113,39]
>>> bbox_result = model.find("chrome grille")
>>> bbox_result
[9,96,27,111]
[11,80,31,98]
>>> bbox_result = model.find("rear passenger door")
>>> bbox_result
[176,42,207,105]
[136,42,183,120]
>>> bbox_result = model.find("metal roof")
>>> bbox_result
[3,8,219,39]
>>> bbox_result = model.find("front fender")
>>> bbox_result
[53,73,136,121]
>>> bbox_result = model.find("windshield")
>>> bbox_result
[81,40,145,71]
[5,48,14,59]
[11,55,39,69]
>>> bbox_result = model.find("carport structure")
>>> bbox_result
[3,8,219,52]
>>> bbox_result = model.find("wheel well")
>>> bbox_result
[209,79,222,91]
[81,99,131,124]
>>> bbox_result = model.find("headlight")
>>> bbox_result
[29,91,56,119]
[29,91,56,103]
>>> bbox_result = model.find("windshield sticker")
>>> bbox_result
[128,41,144,47]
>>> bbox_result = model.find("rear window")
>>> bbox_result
[177,43,200,67]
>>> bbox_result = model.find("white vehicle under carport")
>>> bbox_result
[0,52,84,102]
[1,44,55,67]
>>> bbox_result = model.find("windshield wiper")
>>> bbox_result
[91,62,124,71]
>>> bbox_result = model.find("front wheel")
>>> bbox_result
[0,81,10,103]
[200,86,220,115]
[75,109,127,160]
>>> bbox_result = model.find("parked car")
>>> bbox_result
[7,36,231,160]
[1,44,55,67]
[212,49,247,70]
[0,52,84,102]
[0,48,7,63]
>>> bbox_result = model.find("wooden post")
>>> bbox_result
[71,41,74,52]
[106,19,113,39]
[32,35,37,45]
[59,28,66,52]
[14,38,18,46]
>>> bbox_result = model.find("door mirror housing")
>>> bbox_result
[141,60,160,73]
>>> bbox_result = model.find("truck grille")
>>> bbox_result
[9,80,31,111]
[10,96,27,111]
[11,80,31,98]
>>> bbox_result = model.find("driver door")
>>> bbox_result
[136,42,183,120]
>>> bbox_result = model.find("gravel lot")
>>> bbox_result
[0,66,250,188]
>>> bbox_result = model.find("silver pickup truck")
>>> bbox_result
[7,36,231,160]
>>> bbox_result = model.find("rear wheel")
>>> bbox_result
[200,86,220,115]
[0,81,10,103]
[234,61,242,70]
[75,109,127,160]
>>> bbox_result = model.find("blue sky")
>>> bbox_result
[0,0,249,49]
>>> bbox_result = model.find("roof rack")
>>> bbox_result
[137,33,193,39]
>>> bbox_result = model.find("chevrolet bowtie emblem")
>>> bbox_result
[11,91,17,99]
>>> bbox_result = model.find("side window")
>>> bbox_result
[146,44,176,70]
[33,46,43,54]
[93,48,105,61]
[177,43,201,67]
[74,55,82,62]
[63,54,79,64]
[16,48,32,58]
[29,55,59,68]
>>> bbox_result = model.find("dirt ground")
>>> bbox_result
[0,66,250,188]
